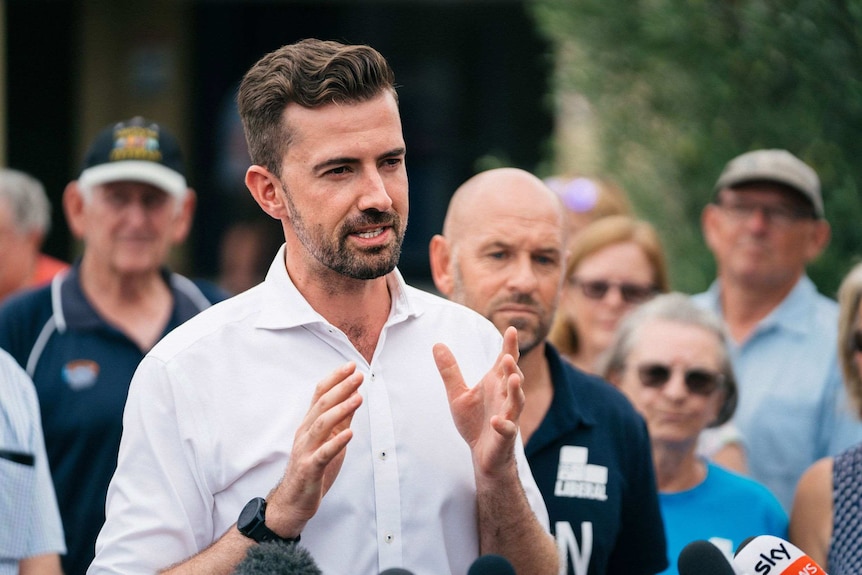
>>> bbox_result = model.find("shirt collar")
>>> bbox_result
[545,343,597,427]
[55,259,208,333]
[255,245,423,331]
[706,275,816,337]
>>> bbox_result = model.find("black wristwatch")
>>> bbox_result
[237,497,301,544]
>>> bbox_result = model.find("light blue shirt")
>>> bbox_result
[0,347,66,574]
[693,276,862,511]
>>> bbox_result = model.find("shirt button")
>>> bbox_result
[378,450,387,460]
[384,533,395,544]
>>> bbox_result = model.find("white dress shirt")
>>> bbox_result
[89,247,548,575]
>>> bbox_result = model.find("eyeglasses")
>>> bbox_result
[571,278,658,304]
[852,330,862,354]
[636,363,725,396]
[716,201,816,227]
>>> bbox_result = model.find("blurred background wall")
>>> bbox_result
[1,0,555,287]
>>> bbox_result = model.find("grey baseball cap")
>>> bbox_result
[714,149,823,218]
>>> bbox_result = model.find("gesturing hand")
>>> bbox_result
[266,362,364,536]
[433,326,525,477]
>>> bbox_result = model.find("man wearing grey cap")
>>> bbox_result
[693,148,862,511]
[0,117,226,575]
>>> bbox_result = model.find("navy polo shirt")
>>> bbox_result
[525,345,668,575]
[0,262,226,575]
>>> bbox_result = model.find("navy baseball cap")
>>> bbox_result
[78,116,187,198]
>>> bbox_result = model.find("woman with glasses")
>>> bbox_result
[790,263,862,574]
[549,215,669,374]
[599,293,787,574]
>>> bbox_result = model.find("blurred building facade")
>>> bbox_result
[1,0,554,284]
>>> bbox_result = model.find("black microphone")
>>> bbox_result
[467,554,516,575]
[379,569,415,575]
[233,541,322,575]
[678,540,736,575]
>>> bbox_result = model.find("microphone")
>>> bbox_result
[733,534,827,575]
[379,570,415,575]
[678,540,736,575]
[233,541,322,575]
[467,554,516,575]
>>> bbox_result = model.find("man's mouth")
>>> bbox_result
[354,227,387,239]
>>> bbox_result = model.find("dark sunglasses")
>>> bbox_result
[636,363,724,396]
[572,278,658,305]
[853,330,862,354]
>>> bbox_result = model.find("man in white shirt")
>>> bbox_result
[89,39,557,575]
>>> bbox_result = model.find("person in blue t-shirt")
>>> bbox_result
[0,117,226,575]
[600,293,787,574]
[430,167,668,575]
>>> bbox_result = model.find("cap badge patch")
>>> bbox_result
[109,124,164,163]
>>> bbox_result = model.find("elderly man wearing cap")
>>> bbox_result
[0,117,226,575]
[693,149,862,511]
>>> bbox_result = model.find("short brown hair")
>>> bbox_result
[237,39,397,177]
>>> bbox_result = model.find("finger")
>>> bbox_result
[312,427,354,470]
[490,414,519,440]
[309,362,358,407]
[433,342,468,401]
[502,326,520,364]
[306,387,363,444]
[500,370,525,422]
[305,368,363,427]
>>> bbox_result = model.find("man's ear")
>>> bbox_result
[63,181,87,239]
[429,234,454,297]
[245,166,289,220]
[701,203,721,254]
[804,220,831,262]
[170,188,197,244]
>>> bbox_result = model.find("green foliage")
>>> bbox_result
[531,0,862,295]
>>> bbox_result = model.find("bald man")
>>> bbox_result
[430,168,668,575]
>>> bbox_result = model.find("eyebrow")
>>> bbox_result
[312,147,406,174]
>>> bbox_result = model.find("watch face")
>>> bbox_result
[238,497,264,531]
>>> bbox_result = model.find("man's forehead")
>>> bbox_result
[95,181,172,196]
[469,216,564,250]
[721,182,812,205]
[284,94,404,151]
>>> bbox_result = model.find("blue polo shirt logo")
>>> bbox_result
[554,446,608,501]
[62,360,100,390]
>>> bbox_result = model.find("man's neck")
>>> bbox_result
[78,256,173,352]
[287,260,393,363]
[719,275,799,343]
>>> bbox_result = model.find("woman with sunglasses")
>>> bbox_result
[790,263,862,573]
[549,215,669,373]
[599,293,787,574]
